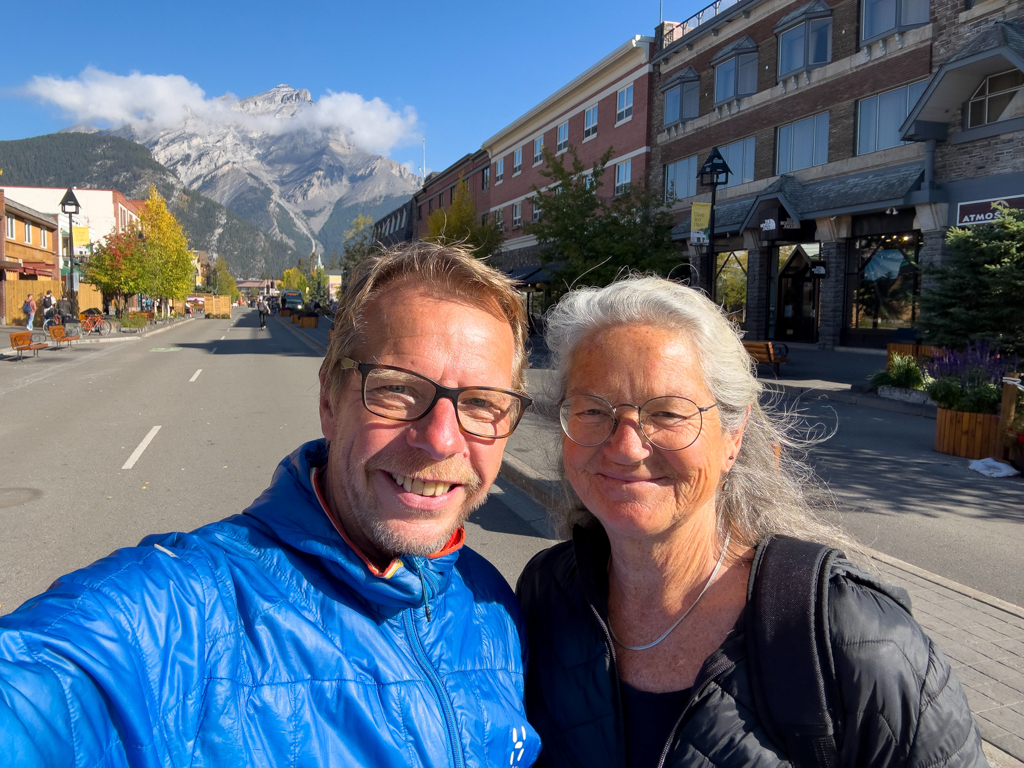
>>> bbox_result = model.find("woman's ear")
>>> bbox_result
[722,405,750,473]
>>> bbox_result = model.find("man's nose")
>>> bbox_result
[407,397,465,459]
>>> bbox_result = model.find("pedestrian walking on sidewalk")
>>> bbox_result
[517,276,985,768]
[22,294,36,330]
[257,296,269,329]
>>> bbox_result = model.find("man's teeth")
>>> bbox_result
[390,473,452,497]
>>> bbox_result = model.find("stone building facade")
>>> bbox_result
[651,0,1024,348]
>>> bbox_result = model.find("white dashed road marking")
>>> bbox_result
[211,348,217,354]
[189,369,202,383]
[122,426,161,470]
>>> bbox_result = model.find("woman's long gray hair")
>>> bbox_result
[544,275,854,553]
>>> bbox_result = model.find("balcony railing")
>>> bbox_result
[663,0,748,47]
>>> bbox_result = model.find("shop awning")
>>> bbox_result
[901,21,1024,141]
[1,259,22,270]
[20,263,56,277]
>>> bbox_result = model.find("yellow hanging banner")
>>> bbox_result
[690,203,711,244]
[72,226,90,247]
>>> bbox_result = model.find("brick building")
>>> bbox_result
[1,192,61,325]
[412,150,492,248]
[650,0,1024,348]
[481,35,655,269]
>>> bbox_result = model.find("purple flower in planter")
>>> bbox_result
[925,341,1020,388]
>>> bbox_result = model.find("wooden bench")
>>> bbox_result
[49,325,81,349]
[742,340,790,375]
[9,332,48,360]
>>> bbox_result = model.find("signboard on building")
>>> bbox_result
[808,260,828,279]
[956,195,1024,225]
[690,202,711,244]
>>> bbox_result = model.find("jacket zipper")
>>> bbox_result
[654,654,737,768]
[403,609,466,768]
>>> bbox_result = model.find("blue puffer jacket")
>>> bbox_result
[0,440,541,768]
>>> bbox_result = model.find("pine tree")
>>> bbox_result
[920,205,1024,356]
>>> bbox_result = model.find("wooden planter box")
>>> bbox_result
[279,308,292,317]
[298,316,318,328]
[934,408,1000,459]
[291,313,300,324]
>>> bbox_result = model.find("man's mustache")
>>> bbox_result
[365,448,482,491]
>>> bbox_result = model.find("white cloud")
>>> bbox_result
[24,67,419,155]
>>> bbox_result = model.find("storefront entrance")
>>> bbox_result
[772,244,820,343]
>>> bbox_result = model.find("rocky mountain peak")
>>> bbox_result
[235,85,314,118]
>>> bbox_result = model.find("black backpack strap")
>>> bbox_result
[747,534,842,768]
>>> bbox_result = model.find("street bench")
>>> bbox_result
[742,340,790,375]
[49,325,81,349]
[9,332,48,361]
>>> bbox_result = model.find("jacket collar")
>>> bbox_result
[243,439,464,610]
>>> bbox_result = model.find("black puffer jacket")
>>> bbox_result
[516,525,986,768]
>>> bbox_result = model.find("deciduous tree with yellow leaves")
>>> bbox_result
[139,186,196,316]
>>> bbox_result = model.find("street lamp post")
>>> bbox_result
[59,188,82,316]
[696,148,732,295]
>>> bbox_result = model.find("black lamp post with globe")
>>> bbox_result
[693,148,732,294]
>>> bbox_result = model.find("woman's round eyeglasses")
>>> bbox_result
[341,358,532,439]
[559,394,718,451]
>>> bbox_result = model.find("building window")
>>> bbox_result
[512,202,522,227]
[585,175,596,190]
[428,198,434,213]
[451,188,457,205]
[533,136,544,165]
[716,53,758,102]
[713,37,759,103]
[513,149,522,174]
[40,228,48,249]
[850,233,921,331]
[495,208,504,229]
[24,222,31,244]
[778,19,831,77]
[861,0,929,43]
[5,216,14,239]
[557,121,569,152]
[496,158,504,183]
[532,199,541,222]
[615,160,632,195]
[418,204,423,220]
[777,112,829,173]
[968,69,1024,128]
[482,167,490,190]
[617,84,634,122]
[857,80,927,155]
[663,69,700,126]
[722,136,756,188]
[481,213,488,226]
[584,105,598,138]
[664,155,699,202]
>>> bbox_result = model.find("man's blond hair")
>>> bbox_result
[320,242,529,398]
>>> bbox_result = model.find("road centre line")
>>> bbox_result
[189,369,202,382]
[122,426,161,470]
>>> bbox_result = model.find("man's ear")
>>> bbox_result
[319,368,337,442]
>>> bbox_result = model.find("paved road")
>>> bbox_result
[0,310,553,614]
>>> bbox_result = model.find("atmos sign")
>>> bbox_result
[956,195,1024,225]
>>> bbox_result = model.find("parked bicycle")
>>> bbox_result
[79,314,112,335]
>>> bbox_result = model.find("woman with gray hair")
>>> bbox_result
[516,276,983,767]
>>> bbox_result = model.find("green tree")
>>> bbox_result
[425,178,503,259]
[281,267,309,294]
[341,214,377,272]
[84,229,148,318]
[920,205,1024,355]
[213,257,240,302]
[140,186,195,316]
[525,145,677,287]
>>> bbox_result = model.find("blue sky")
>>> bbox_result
[0,0,683,177]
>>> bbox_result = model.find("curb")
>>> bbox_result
[273,315,327,354]
[763,381,939,419]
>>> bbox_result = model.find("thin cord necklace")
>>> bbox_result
[608,533,731,652]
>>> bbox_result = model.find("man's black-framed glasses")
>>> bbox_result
[341,358,532,439]
[559,394,718,451]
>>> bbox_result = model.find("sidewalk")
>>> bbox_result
[500,410,1024,764]
[1,316,195,357]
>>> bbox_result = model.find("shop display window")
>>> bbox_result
[715,250,749,325]
[849,233,921,330]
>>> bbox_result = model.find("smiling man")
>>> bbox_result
[0,243,541,767]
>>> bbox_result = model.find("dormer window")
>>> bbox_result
[776,0,832,78]
[662,67,700,126]
[861,0,928,44]
[967,69,1024,128]
[712,37,758,103]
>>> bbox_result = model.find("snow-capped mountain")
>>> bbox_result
[101,85,421,258]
